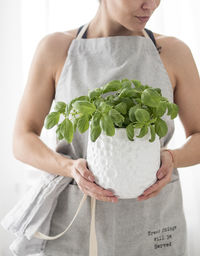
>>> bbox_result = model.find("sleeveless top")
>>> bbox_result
[1,22,188,256]
[76,24,161,53]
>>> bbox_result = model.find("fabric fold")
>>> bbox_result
[0,154,73,254]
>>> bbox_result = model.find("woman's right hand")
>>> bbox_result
[71,158,118,203]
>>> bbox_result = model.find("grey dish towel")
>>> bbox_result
[0,153,73,253]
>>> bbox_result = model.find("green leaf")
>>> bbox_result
[149,117,157,124]
[142,105,153,115]
[91,112,101,126]
[134,123,144,128]
[143,84,153,90]
[54,101,66,113]
[121,78,132,89]
[171,103,179,119]
[99,102,113,113]
[136,125,149,138]
[154,88,162,96]
[149,124,156,142]
[44,112,60,129]
[88,88,103,100]
[93,98,104,108]
[105,94,115,101]
[123,115,131,126]
[114,102,127,115]
[118,88,139,98]
[56,123,64,140]
[156,101,167,117]
[72,100,96,115]
[155,118,168,138]
[109,108,125,126]
[72,118,78,132]
[131,79,143,89]
[77,115,89,133]
[65,104,70,115]
[105,101,116,107]
[141,88,161,107]
[161,96,169,102]
[129,105,140,122]
[102,80,122,93]
[151,107,157,117]
[167,102,179,119]
[134,98,142,104]
[166,103,173,116]
[126,123,135,141]
[135,108,150,122]
[60,118,74,143]
[120,97,135,109]
[100,114,115,136]
[90,123,102,142]
[68,96,90,113]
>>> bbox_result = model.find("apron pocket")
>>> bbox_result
[114,178,187,256]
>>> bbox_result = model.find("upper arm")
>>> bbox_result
[13,32,64,143]
[170,37,200,138]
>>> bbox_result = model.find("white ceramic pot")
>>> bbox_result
[86,126,161,199]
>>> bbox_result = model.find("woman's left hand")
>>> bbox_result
[137,149,175,201]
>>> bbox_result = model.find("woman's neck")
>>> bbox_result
[86,5,145,38]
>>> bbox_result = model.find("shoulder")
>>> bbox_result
[153,31,192,61]
[152,34,200,138]
[153,31,190,52]
[153,32,194,86]
[35,30,78,79]
[38,30,77,54]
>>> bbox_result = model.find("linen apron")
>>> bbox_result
[1,21,188,256]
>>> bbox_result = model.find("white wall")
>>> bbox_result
[0,1,24,255]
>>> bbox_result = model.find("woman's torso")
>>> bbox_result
[54,27,177,93]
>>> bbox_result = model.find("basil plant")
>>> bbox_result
[44,79,178,143]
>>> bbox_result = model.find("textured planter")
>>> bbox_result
[86,126,161,199]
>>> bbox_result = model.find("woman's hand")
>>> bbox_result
[137,150,175,201]
[71,158,118,203]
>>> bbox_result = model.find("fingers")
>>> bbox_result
[79,177,114,197]
[145,173,171,195]
[157,153,173,180]
[137,188,161,201]
[157,157,168,180]
[74,158,95,182]
[72,158,118,203]
[157,162,166,179]
[156,158,173,183]
[137,154,173,201]
[82,186,118,203]
[137,170,172,201]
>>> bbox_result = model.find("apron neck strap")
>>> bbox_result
[76,22,150,40]
[76,22,90,39]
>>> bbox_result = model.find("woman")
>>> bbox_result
[2,0,200,255]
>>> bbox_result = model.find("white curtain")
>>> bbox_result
[0,0,200,255]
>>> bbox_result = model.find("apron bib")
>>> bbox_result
[1,21,188,256]
[40,22,188,256]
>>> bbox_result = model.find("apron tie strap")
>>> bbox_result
[34,194,98,256]
[89,196,97,256]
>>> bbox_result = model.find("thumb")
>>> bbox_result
[77,158,95,182]
[157,155,167,179]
